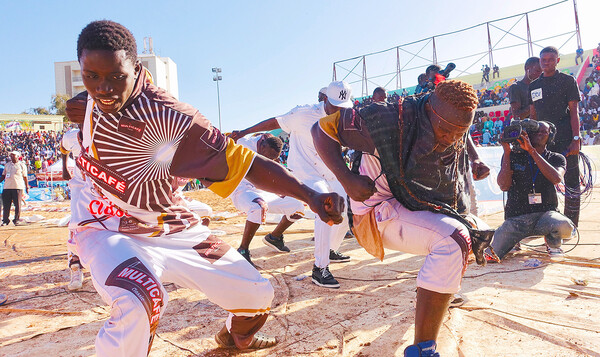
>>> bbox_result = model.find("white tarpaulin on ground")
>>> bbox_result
[44,157,76,173]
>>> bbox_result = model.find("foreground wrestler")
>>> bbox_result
[312,80,486,356]
[67,20,344,357]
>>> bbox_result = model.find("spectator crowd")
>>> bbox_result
[578,48,600,144]
[0,130,63,172]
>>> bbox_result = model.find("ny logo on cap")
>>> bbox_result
[339,90,347,100]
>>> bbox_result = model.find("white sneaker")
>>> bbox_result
[547,247,565,262]
[68,264,83,290]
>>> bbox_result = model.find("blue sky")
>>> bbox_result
[0,0,598,132]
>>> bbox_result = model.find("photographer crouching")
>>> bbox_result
[489,119,574,261]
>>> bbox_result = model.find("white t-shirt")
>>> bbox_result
[276,102,336,181]
[3,160,27,190]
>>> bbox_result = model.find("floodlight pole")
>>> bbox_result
[212,67,222,131]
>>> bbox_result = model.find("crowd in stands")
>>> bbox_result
[578,50,600,140]
[0,130,63,171]
[477,84,510,108]
[352,91,402,111]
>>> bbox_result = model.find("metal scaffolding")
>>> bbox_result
[333,0,582,98]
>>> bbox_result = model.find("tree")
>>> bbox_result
[50,94,70,115]
[28,107,50,115]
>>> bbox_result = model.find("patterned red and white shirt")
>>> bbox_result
[70,69,255,237]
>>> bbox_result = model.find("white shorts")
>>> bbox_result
[374,200,470,294]
[231,190,304,225]
[72,225,273,357]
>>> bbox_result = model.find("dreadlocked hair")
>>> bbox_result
[434,80,479,112]
[264,136,283,154]
[77,20,137,63]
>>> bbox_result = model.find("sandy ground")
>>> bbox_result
[1,189,599,357]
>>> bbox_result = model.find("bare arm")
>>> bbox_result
[229,118,280,142]
[496,143,513,191]
[245,155,344,225]
[566,100,581,156]
[23,174,29,193]
[510,101,530,119]
[518,133,563,185]
[529,104,537,120]
[466,135,490,180]
[311,123,376,202]
[61,153,71,180]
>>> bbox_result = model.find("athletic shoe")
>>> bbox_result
[449,293,465,308]
[344,230,354,239]
[329,249,351,263]
[0,222,8,227]
[404,340,439,357]
[262,234,290,253]
[0,293,7,306]
[311,265,340,289]
[68,264,83,290]
[547,246,565,262]
[237,248,256,267]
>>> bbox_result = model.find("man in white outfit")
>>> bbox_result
[230,81,353,288]
[230,133,305,266]
[60,126,85,290]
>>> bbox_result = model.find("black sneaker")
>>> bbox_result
[237,248,256,267]
[262,234,290,253]
[311,265,340,288]
[329,249,350,263]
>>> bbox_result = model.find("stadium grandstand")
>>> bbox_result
[333,0,598,148]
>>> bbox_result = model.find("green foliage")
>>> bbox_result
[28,107,50,115]
[51,94,70,115]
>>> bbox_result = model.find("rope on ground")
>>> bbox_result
[457,305,600,333]
[462,263,547,278]
[0,307,83,315]
[154,333,199,356]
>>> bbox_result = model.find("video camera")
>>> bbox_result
[439,63,456,79]
[500,119,540,152]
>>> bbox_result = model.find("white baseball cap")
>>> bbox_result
[10,151,20,156]
[319,87,328,95]
[326,81,353,108]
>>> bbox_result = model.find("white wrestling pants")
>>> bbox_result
[186,199,213,220]
[70,225,273,357]
[231,190,305,225]
[301,178,349,268]
[374,200,471,294]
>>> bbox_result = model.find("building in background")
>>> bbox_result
[0,114,64,131]
[54,53,179,99]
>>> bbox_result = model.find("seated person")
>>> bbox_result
[490,121,574,261]
[230,133,305,266]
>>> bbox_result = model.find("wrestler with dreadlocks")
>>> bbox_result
[312,80,494,357]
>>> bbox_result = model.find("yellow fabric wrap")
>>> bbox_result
[352,210,385,261]
[318,111,341,143]
[208,138,256,198]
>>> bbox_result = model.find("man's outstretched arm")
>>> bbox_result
[229,118,280,142]
[245,155,344,225]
